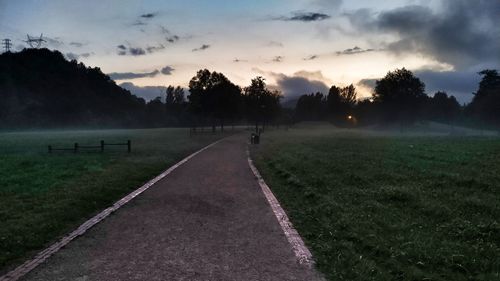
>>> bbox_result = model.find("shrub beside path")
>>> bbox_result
[21,135,322,281]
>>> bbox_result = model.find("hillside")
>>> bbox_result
[0,49,147,128]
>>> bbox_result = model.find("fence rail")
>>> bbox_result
[48,140,131,153]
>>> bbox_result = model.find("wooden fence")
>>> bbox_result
[48,140,131,153]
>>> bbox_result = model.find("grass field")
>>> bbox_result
[252,125,500,280]
[0,128,226,273]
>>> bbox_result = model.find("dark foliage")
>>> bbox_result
[0,49,147,128]
[243,76,282,132]
[295,92,325,121]
[466,70,500,128]
[425,91,461,124]
[373,68,427,125]
[188,69,244,131]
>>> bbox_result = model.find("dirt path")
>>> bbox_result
[21,135,322,281]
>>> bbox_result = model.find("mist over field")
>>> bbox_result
[1,1,499,280]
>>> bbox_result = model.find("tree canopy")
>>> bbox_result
[373,68,427,125]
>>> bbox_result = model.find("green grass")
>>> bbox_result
[0,128,226,273]
[252,126,500,280]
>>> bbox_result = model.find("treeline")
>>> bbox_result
[0,49,147,128]
[1,49,498,130]
[0,49,282,130]
[141,70,283,132]
[293,68,500,129]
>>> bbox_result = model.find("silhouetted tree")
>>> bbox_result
[425,91,461,124]
[467,69,500,128]
[295,92,326,121]
[373,68,427,126]
[327,84,357,125]
[146,97,166,127]
[244,76,282,132]
[188,69,242,132]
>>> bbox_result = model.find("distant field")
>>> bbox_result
[252,125,500,280]
[0,128,226,272]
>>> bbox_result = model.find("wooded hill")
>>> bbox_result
[0,49,147,128]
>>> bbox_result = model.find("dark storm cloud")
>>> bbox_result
[347,1,500,69]
[160,66,175,75]
[414,69,481,103]
[276,12,331,22]
[336,46,375,55]
[274,72,329,101]
[357,69,482,103]
[192,44,210,52]
[108,70,160,80]
[120,82,167,101]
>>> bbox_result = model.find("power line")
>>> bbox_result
[25,34,45,48]
[2,38,12,52]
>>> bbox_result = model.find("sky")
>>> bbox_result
[1,0,499,103]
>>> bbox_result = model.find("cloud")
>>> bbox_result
[336,46,375,55]
[65,52,92,61]
[166,35,180,43]
[414,69,481,103]
[357,69,482,103]
[267,41,284,47]
[117,45,149,56]
[160,66,175,75]
[108,70,160,80]
[357,78,378,89]
[44,36,64,48]
[159,25,181,43]
[304,55,319,60]
[272,56,283,62]
[192,44,210,52]
[129,47,146,56]
[276,12,331,22]
[146,44,165,53]
[347,1,500,69]
[69,42,84,47]
[141,13,157,19]
[119,82,166,101]
[255,69,330,101]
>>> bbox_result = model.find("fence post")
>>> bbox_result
[127,140,131,153]
[74,143,79,153]
[48,145,52,153]
[100,140,104,153]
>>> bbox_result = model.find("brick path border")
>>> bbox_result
[0,139,223,281]
[246,149,315,267]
